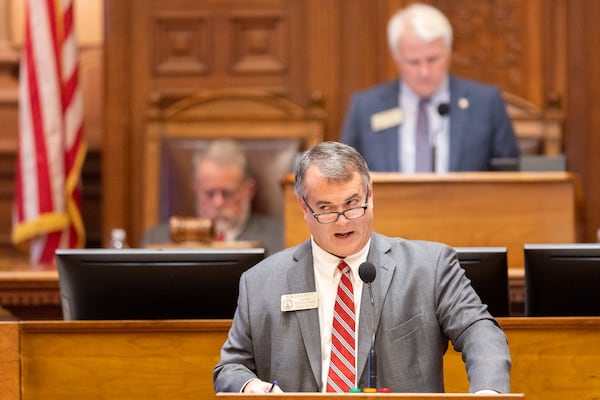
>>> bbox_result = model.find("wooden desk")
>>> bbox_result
[284,172,578,270]
[218,395,523,399]
[0,258,62,320]
[0,318,598,400]
[444,317,600,398]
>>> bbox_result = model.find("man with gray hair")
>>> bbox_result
[143,139,284,255]
[214,141,510,394]
[342,3,520,172]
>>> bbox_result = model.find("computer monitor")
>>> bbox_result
[524,243,600,316]
[454,247,510,317]
[56,248,265,320]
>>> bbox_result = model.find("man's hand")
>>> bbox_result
[243,379,284,393]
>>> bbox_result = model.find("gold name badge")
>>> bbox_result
[370,107,403,132]
[281,292,318,312]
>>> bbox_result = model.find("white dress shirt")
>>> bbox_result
[311,237,370,392]
[399,80,451,173]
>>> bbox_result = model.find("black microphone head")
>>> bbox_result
[358,262,377,283]
[437,102,450,116]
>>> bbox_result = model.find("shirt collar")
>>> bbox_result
[400,76,450,105]
[310,237,372,281]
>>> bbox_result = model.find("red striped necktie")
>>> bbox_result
[326,260,356,392]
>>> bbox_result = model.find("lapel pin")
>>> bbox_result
[458,97,469,110]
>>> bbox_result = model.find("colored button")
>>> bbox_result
[363,388,377,393]
[349,387,362,393]
[379,387,392,393]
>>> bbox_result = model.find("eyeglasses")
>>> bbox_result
[302,187,369,224]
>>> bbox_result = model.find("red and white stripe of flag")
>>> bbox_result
[12,0,86,269]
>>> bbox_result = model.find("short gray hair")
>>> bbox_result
[387,3,453,60]
[194,139,252,180]
[294,142,370,198]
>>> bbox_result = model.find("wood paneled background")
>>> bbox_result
[2,0,600,259]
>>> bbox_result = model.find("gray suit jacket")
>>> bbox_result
[341,76,520,171]
[213,233,511,393]
[142,213,284,256]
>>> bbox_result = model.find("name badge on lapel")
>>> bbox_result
[281,292,318,312]
[370,107,403,132]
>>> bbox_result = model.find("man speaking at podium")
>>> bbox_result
[341,3,520,173]
[213,142,511,394]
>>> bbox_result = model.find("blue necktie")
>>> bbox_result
[415,98,432,172]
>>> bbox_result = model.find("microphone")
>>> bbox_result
[431,102,451,172]
[358,261,377,390]
[437,102,450,117]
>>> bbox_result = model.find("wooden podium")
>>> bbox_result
[3,318,600,399]
[216,395,524,399]
[283,172,578,270]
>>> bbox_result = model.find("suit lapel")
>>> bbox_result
[357,235,396,382]
[287,244,322,389]
[448,76,470,171]
[373,80,403,171]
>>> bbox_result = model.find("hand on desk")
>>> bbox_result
[243,379,283,393]
[475,389,500,395]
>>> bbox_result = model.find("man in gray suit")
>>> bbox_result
[341,3,520,172]
[213,141,511,394]
[143,139,283,256]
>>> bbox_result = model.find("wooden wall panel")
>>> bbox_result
[103,0,600,246]
[145,0,307,100]
[542,0,568,110]
[102,0,133,247]
[437,0,544,105]
[106,0,312,245]
[565,0,600,242]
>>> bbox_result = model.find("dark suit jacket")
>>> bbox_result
[142,213,284,256]
[341,76,520,171]
[213,233,511,393]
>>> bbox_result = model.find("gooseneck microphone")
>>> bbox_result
[358,261,377,390]
[431,102,451,172]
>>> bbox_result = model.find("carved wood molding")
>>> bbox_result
[153,12,211,75]
[503,92,564,155]
[148,88,325,121]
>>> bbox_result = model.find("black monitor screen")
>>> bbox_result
[525,244,600,317]
[455,247,510,317]
[56,248,265,320]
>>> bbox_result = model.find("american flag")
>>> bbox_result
[12,0,86,268]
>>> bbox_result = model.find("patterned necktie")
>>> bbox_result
[326,260,356,392]
[415,98,432,172]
